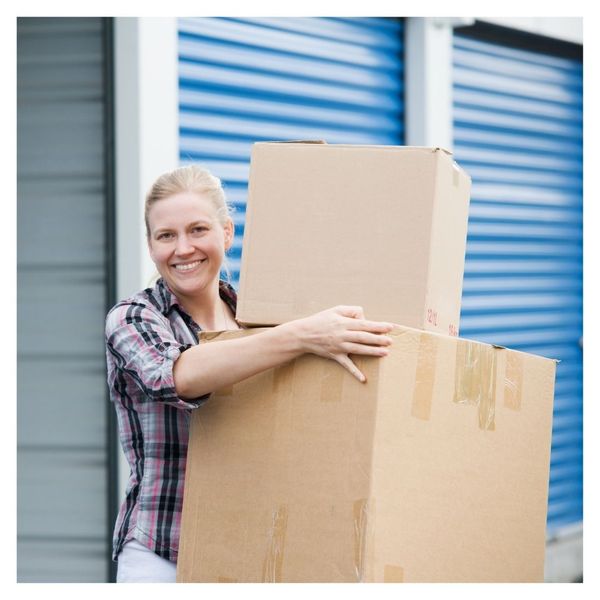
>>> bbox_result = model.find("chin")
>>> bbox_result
[173,274,217,295]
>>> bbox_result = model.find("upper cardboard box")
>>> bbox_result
[236,142,471,335]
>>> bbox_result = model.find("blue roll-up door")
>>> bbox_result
[453,32,583,532]
[178,17,404,288]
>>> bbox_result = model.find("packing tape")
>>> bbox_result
[353,498,368,581]
[453,340,496,431]
[383,565,405,583]
[261,504,288,583]
[411,333,438,421]
[217,576,238,583]
[504,352,524,411]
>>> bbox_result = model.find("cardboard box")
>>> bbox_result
[177,327,556,583]
[236,142,471,336]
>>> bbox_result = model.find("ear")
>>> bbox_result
[224,218,234,251]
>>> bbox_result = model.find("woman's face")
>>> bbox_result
[146,191,233,300]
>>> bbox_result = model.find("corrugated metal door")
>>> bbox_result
[17,18,113,581]
[178,17,405,288]
[453,32,583,532]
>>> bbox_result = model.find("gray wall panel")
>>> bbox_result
[18,449,107,537]
[18,269,106,355]
[17,16,111,582]
[18,359,107,446]
[17,186,105,265]
[17,539,107,583]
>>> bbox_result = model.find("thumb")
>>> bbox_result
[336,354,366,383]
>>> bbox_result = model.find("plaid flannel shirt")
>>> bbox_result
[105,277,238,563]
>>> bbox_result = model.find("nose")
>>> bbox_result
[174,234,195,256]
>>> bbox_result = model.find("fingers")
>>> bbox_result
[342,342,390,357]
[336,354,366,383]
[347,319,395,333]
[325,308,394,382]
[331,306,395,333]
[343,331,393,347]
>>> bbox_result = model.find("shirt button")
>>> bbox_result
[166,347,180,360]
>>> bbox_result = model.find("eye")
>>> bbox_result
[192,226,209,234]
[156,232,174,241]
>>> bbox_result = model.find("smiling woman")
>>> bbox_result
[105,164,396,582]
[146,189,235,331]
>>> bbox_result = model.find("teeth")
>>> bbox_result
[174,260,202,271]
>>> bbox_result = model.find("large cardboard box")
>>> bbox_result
[236,142,471,336]
[177,326,556,583]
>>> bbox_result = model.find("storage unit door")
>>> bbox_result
[178,17,405,289]
[453,32,583,532]
[17,18,113,581]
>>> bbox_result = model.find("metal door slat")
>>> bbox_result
[453,31,583,533]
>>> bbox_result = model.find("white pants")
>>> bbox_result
[116,538,177,583]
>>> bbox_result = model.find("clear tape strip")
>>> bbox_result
[504,351,524,411]
[453,340,497,431]
[261,504,288,583]
[411,333,438,421]
[353,498,368,581]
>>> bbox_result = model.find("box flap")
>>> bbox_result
[432,146,453,156]
[258,139,328,145]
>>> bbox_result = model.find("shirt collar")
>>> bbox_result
[152,277,238,317]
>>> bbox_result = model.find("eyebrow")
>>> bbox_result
[153,220,212,235]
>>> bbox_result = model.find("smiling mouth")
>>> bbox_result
[172,259,206,272]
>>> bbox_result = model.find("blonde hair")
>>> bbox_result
[145,165,234,285]
[145,165,231,236]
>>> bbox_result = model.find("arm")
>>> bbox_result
[173,305,394,399]
[105,300,212,409]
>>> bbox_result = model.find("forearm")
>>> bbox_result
[173,305,394,398]
[173,322,302,399]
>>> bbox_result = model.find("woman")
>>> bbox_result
[105,165,394,582]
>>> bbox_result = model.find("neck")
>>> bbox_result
[177,281,219,325]
[175,280,235,331]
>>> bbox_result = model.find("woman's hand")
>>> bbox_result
[285,305,395,382]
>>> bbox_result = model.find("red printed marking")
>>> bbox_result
[426,308,438,326]
[448,324,458,337]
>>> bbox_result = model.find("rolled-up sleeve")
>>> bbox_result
[105,301,209,409]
